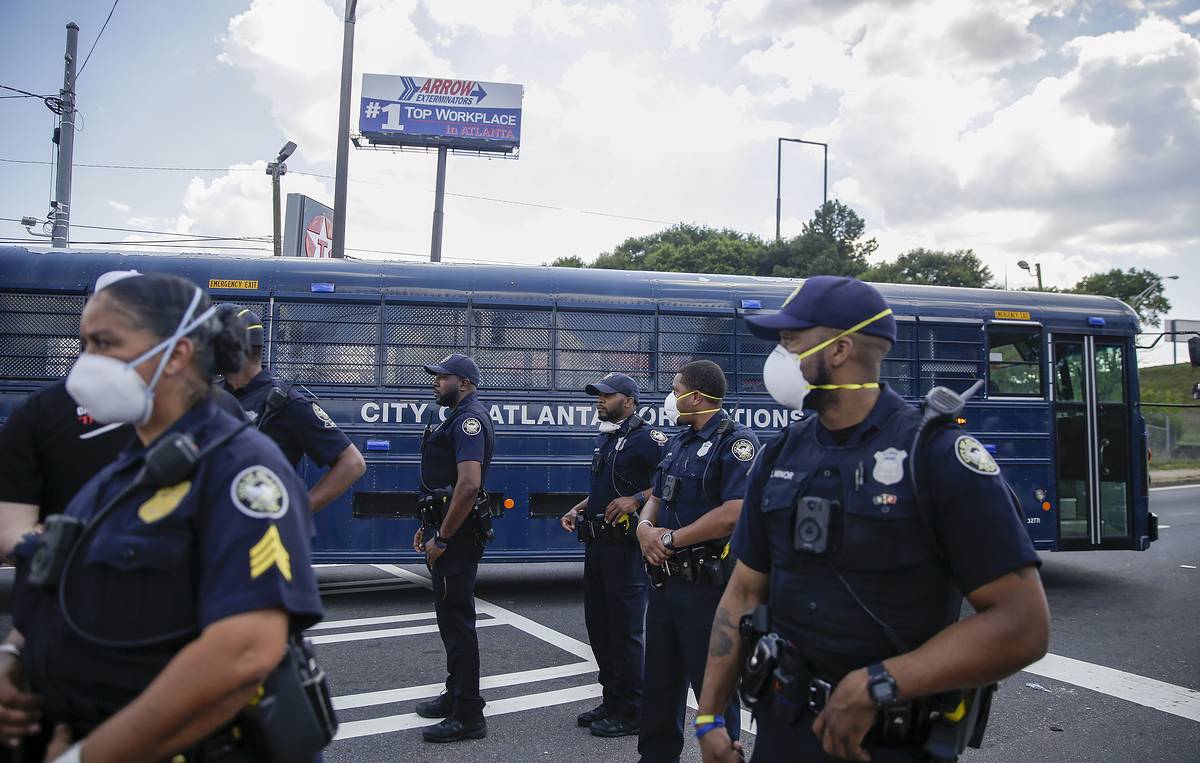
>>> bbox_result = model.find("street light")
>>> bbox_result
[266,141,297,257]
[1017,259,1043,290]
[1131,274,1178,307]
[776,137,828,242]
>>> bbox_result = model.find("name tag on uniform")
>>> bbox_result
[696,441,713,458]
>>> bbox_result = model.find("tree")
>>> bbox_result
[760,201,877,278]
[1068,268,1172,327]
[548,255,586,268]
[862,248,994,288]
[591,223,767,275]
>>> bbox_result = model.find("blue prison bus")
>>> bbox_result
[0,246,1155,562]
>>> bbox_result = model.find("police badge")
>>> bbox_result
[872,447,907,486]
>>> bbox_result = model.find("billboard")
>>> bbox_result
[359,74,523,153]
[283,194,337,258]
[1164,319,1200,341]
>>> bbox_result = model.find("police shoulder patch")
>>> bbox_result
[731,438,756,462]
[230,466,290,519]
[954,436,1000,476]
[650,429,668,445]
[462,417,482,436]
[312,402,337,429]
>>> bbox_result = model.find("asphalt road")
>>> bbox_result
[1,486,1197,762]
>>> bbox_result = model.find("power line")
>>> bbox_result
[0,157,674,226]
[0,85,64,115]
[78,0,120,77]
[0,216,269,242]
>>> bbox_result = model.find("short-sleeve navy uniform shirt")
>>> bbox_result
[732,386,1039,677]
[223,369,351,469]
[10,398,324,726]
[652,410,760,532]
[419,392,494,573]
[585,416,665,522]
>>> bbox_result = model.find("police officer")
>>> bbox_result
[634,359,759,763]
[0,273,326,762]
[695,276,1050,763]
[411,353,495,743]
[560,372,665,737]
[217,305,366,512]
[0,271,246,558]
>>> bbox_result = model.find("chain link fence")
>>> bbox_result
[1143,404,1200,470]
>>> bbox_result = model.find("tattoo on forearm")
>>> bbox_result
[709,607,737,658]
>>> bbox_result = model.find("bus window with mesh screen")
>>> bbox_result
[987,326,1043,397]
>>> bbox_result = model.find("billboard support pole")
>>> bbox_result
[331,0,358,259]
[431,146,447,262]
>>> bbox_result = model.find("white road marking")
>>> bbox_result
[310,619,504,646]
[335,684,604,740]
[333,661,599,711]
[1182,565,1197,569]
[1149,484,1200,492]
[319,582,415,596]
[1024,654,1200,723]
[1160,525,1171,529]
[309,611,438,631]
[372,563,596,661]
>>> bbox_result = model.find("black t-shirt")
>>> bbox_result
[0,380,132,521]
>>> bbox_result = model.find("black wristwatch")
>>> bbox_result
[660,530,676,551]
[434,533,449,549]
[866,663,898,706]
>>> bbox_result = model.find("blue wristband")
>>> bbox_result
[694,722,723,739]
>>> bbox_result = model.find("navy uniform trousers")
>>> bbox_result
[432,560,484,717]
[583,535,647,721]
[639,579,740,763]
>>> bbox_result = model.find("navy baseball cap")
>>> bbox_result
[744,276,897,345]
[585,372,640,400]
[424,353,481,386]
[216,303,265,347]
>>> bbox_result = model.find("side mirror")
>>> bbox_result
[1189,336,1200,367]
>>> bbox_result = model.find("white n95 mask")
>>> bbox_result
[66,288,216,426]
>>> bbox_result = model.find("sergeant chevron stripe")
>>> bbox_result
[249,525,292,582]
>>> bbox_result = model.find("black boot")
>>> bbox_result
[415,692,454,719]
[422,715,487,743]
[576,704,608,727]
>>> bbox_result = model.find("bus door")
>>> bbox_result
[1052,335,1133,549]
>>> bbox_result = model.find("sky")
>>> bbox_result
[1,0,1199,366]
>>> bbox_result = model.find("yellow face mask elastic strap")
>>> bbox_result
[792,308,894,361]
[677,389,723,417]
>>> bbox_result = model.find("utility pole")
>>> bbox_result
[51,22,79,249]
[331,0,359,260]
[430,147,448,262]
[266,141,297,257]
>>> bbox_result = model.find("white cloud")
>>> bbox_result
[1182,8,1200,25]
[666,0,718,51]
[108,200,130,213]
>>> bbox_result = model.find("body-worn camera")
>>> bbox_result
[793,496,839,555]
[661,475,680,502]
[27,514,85,589]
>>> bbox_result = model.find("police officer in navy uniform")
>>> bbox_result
[217,305,366,513]
[0,274,326,762]
[695,276,1050,763]
[634,360,759,763]
[412,353,495,743]
[559,373,665,738]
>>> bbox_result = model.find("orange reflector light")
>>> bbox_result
[1042,502,1051,511]
[954,417,967,426]
[503,498,515,510]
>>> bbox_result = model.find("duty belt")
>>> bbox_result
[576,515,634,543]
[645,543,729,588]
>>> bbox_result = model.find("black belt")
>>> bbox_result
[577,516,633,542]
